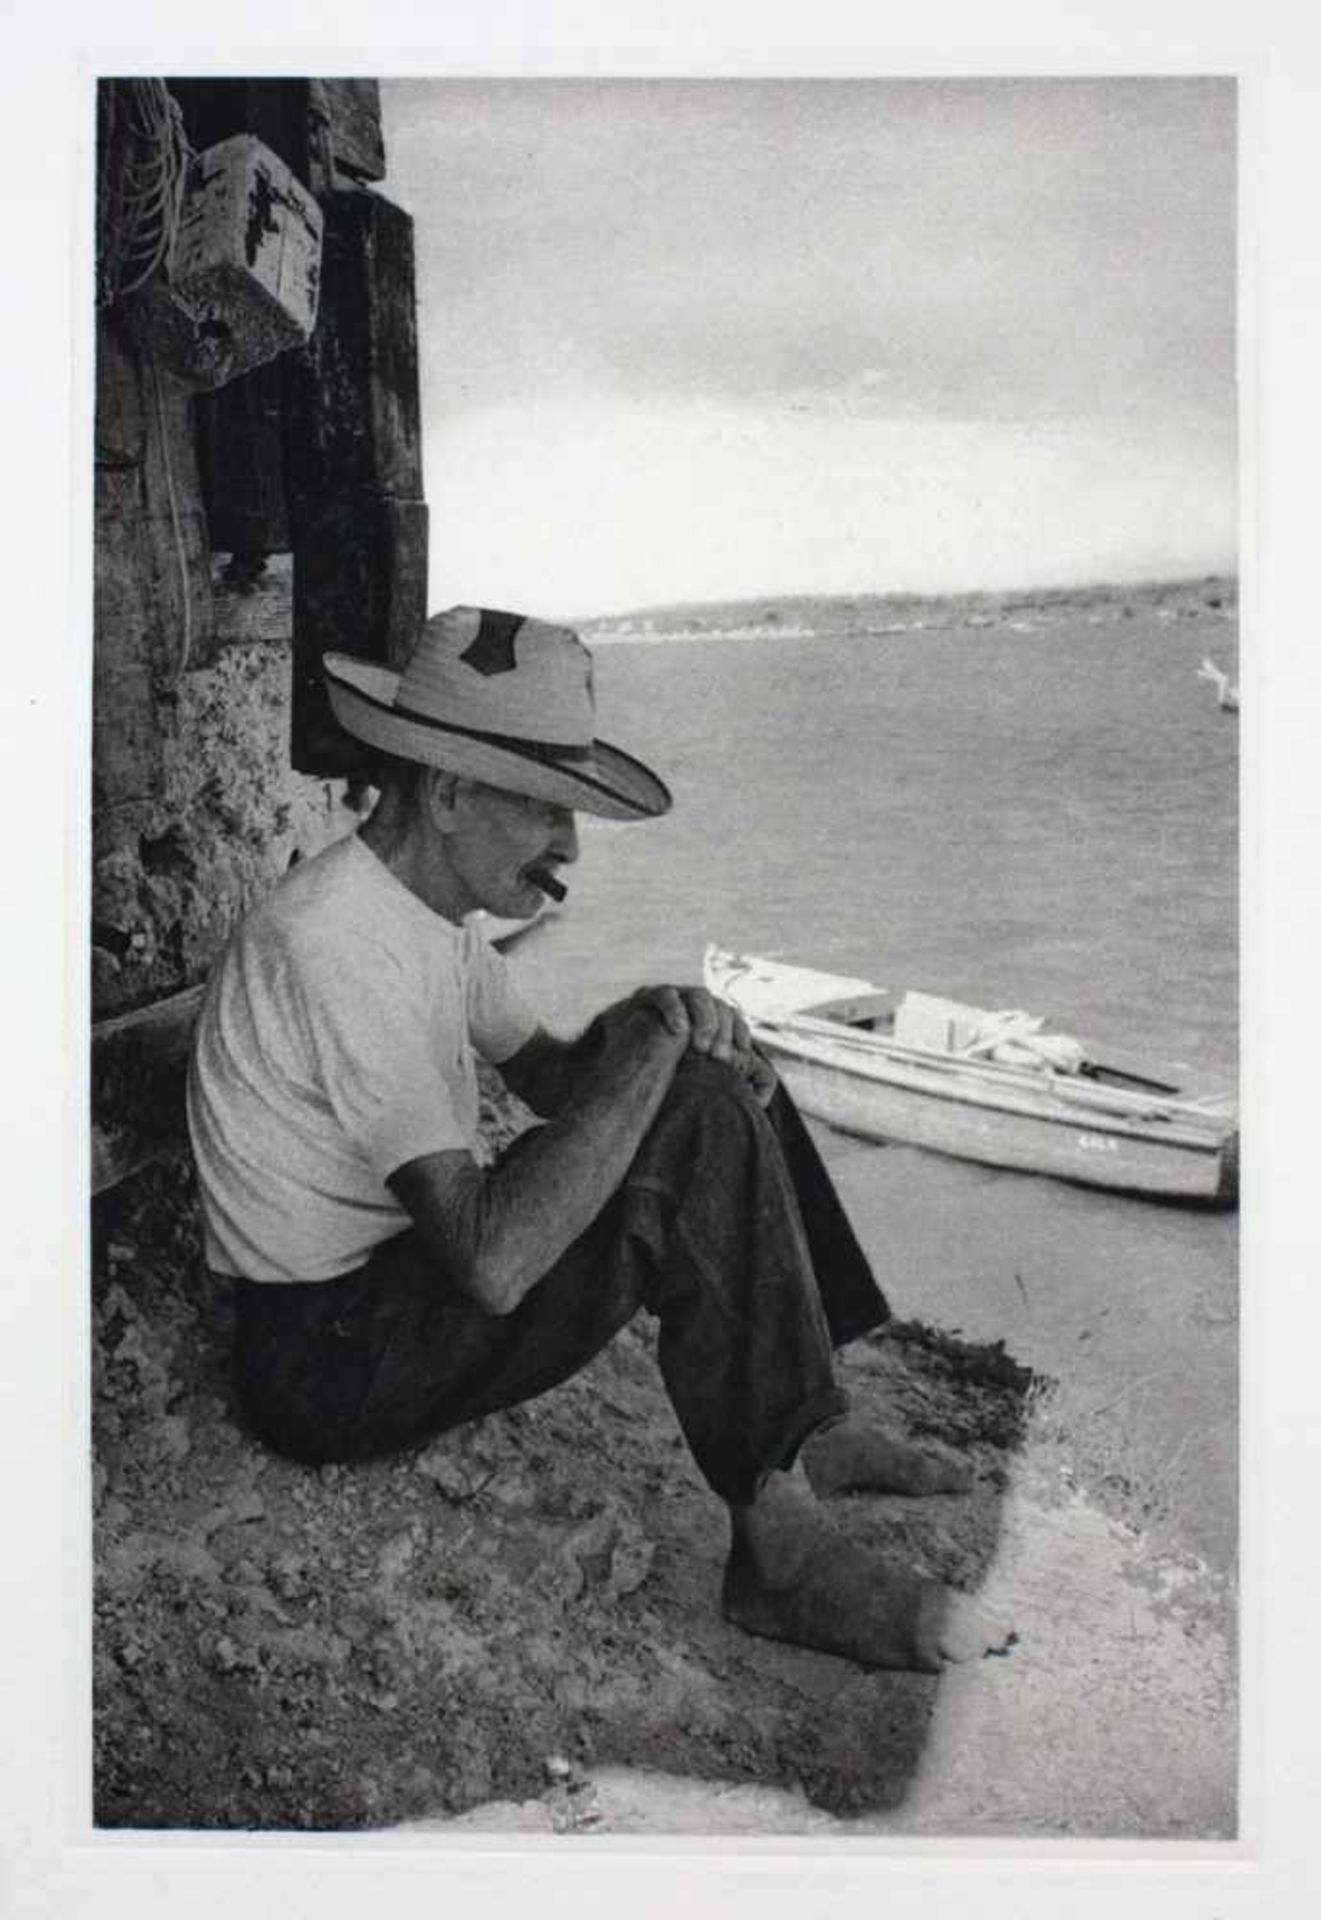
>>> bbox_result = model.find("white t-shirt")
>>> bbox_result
[187,833,539,1283]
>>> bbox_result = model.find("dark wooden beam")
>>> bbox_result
[317,80,386,182]
[286,188,427,774]
[194,360,291,555]
[91,984,206,1194]
[284,189,423,500]
[166,78,313,185]
[291,493,429,773]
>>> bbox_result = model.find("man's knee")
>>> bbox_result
[636,1052,775,1177]
[667,1052,766,1116]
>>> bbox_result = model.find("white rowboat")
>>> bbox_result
[704,946,1237,1206]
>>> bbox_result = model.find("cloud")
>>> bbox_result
[388,77,1235,432]
[423,396,1236,617]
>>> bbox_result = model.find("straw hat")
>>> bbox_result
[323,606,671,821]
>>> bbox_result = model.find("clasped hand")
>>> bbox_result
[627,984,777,1107]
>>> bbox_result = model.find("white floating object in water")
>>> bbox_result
[1197,657,1239,712]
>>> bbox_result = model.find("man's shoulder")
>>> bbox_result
[258,833,386,927]
[233,836,384,967]
[245,834,468,1004]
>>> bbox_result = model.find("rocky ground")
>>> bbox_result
[91,1079,1040,1831]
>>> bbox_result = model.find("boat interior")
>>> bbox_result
[803,991,1184,1095]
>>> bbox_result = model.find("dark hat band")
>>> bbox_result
[390,696,594,766]
[328,664,594,765]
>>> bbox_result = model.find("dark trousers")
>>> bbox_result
[233,1059,888,1504]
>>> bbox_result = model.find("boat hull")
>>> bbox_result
[704,946,1237,1205]
[761,1036,1235,1203]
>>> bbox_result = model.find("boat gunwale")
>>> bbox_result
[747,1018,1234,1154]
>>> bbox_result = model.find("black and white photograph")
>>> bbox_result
[86,70,1243,1840]
[8,8,1321,1912]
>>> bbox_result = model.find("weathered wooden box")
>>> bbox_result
[172,133,322,350]
[129,133,324,389]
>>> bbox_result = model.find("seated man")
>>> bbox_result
[188,604,1010,1673]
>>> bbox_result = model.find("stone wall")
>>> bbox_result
[92,80,419,1031]
[92,315,354,1019]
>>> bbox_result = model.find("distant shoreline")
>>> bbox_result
[578,575,1237,644]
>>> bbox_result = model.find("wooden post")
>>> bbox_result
[286,187,428,773]
[313,81,386,184]
[167,77,313,185]
[194,360,291,556]
[181,77,392,568]
[284,189,423,500]
[291,493,429,774]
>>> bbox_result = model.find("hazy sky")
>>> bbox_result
[382,77,1236,618]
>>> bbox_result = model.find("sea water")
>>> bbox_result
[513,602,1239,1091]
[497,598,1241,1830]
[508,597,1242,1577]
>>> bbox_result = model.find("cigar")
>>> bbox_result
[527,865,567,902]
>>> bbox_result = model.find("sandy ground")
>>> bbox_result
[831,1136,1238,1572]
[411,1130,1239,1840]
[426,1467,1234,1839]
[92,1082,1236,1839]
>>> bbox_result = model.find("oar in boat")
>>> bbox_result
[711,949,1187,1098]
[1078,1055,1182,1096]
[758,1011,1198,1125]
[763,1017,1233,1139]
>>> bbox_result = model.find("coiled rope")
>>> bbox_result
[97,82,196,686]
[99,79,193,305]
[151,359,193,689]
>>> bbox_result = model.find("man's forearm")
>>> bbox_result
[478,1009,684,1306]
[396,1006,686,1316]
[504,988,778,1120]
[498,1018,609,1118]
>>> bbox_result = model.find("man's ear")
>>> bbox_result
[422,767,461,830]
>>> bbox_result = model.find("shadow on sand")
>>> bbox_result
[92,1152,1040,1831]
